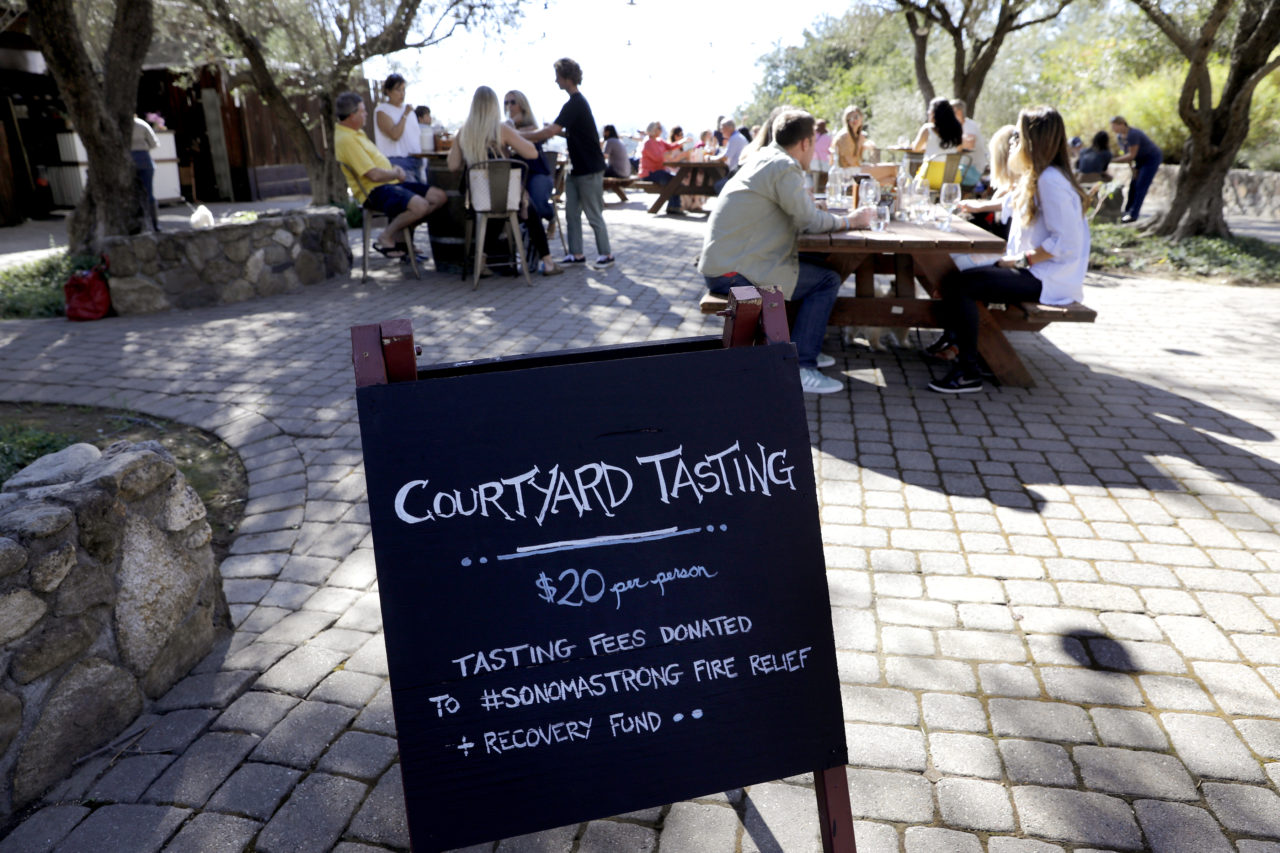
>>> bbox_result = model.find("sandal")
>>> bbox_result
[372,242,407,259]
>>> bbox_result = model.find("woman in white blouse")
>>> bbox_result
[374,74,422,182]
[927,105,1091,394]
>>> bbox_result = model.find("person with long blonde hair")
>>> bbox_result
[926,105,1090,394]
[832,106,874,168]
[448,86,564,276]
[503,89,561,273]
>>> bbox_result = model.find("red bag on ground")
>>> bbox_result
[64,264,110,321]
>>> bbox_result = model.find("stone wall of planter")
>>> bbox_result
[1136,165,1280,220]
[102,208,353,315]
[0,441,230,819]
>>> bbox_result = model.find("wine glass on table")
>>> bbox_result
[939,182,962,231]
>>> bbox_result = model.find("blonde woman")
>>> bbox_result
[448,86,563,276]
[927,106,1090,394]
[832,106,874,168]
[503,89,558,261]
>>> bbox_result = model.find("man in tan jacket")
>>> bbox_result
[699,109,872,395]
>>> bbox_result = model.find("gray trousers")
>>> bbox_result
[564,170,611,257]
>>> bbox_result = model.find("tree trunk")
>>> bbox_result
[904,10,935,113]
[1150,143,1234,239]
[26,0,153,255]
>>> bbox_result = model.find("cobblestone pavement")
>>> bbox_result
[2,202,1280,852]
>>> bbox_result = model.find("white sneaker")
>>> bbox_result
[799,367,844,394]
[815,352,836,368]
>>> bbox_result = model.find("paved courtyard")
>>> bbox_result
[1,202,1280,852]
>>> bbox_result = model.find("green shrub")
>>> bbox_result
[1090,223,1280,285]
[0,423,77,483]
[0,251,102,319]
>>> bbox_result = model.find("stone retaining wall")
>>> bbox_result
[1140,165,1280,220]
[103,208,352,315]
[0,441,230,819]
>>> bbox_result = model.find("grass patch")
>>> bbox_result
[1090,224,1280,286]
[0,423,78,483]
[0,251,103,319]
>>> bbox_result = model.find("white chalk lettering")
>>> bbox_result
[487,663,683,710]
[693,657,738,681]
[588,630,647,655]
[749,647,812,675]
[610,565,719,609]
[482,718,593,754]
[609,711,662,737]
[452,638,576,678]
[659,615,753,644]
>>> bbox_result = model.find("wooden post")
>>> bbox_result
[720,285,857,853]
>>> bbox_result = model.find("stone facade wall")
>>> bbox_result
[0,441,230,819]
[103,208,353,315]
[1140,165,1280,220]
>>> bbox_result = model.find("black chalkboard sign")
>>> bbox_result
[356,337,847,852]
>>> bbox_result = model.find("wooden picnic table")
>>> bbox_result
[792,217,1094,387]
[644,160,728,214]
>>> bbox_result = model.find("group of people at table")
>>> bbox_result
[335,58,615,278]
[698,101,1091,396]
[335,62,1129,398]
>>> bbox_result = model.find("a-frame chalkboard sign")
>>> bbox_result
[352,290,855,852]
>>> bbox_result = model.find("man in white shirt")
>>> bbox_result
[951,99,987,179]
[712,118,749,193]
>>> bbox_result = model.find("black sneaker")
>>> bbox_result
[925,332,955,356]
[928,365,984,394]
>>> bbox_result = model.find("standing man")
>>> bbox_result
[699,109,873,395]
[522,57,613,268]
[951,98,987,185]
[1110,115,1163,223]
[334,91,446,259]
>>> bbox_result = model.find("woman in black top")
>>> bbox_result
[1075,130,1112,175]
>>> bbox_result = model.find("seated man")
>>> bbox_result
[334,91,446,259]
[699,109,873,395]
[711,118,749,194]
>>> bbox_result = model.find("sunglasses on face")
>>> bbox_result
[504,99,518,105]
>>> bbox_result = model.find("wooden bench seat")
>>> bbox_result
[601,177,662,202]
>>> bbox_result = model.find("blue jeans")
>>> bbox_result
[389,156,422,184]
[704,261,842,368]
[527,172,553,220]
[565,170,610,257]
[1125,158,1161,218]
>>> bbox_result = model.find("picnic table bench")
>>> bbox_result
[698,219,1096,388]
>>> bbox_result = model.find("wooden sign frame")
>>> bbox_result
[351,298,856,853]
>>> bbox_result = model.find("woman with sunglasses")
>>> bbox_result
[503,90,564,276]
[926,106,1091,394]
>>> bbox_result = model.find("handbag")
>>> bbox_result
[64,261,111,321]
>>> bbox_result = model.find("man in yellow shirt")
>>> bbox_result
[334,91,445,259]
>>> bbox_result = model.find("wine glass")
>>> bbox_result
[910,177,930,223]
[859,178,879,210]
[939,182,962,231]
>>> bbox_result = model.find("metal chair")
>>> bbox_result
[338,161,421,282]
[463,158,533,290]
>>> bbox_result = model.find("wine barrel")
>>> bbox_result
[425,162,466,275]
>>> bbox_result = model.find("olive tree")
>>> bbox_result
[25,0,153,253]
[191,0,522,205]
[1128,0,1280,238]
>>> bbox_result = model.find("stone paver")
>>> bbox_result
[5,204,1280,852]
